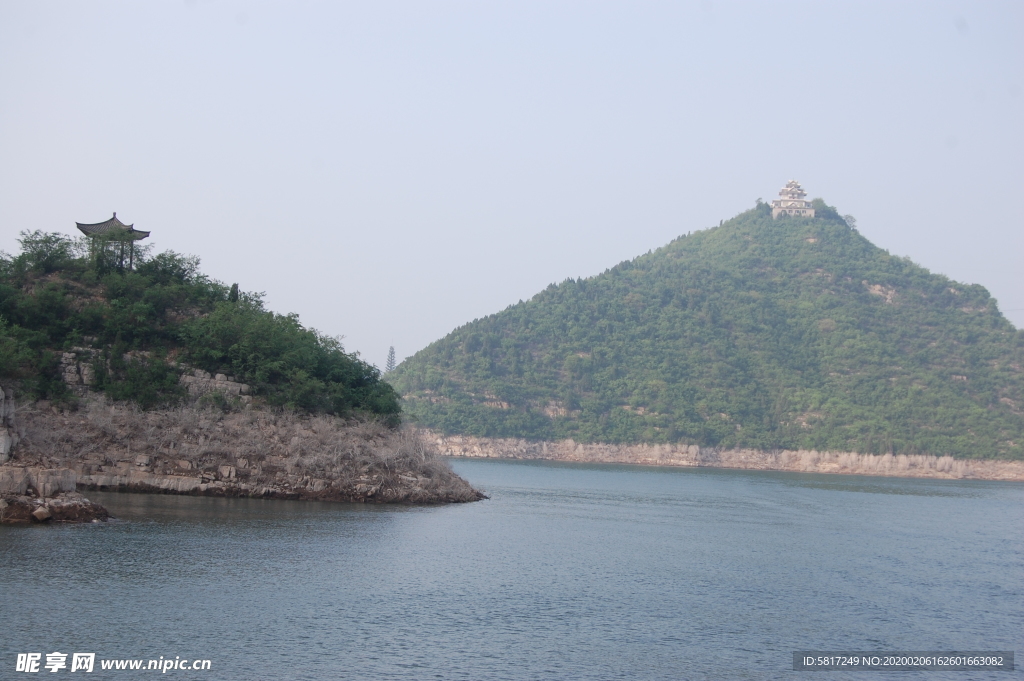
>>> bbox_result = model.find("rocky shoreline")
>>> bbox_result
[431,432,1024,482]
[0,467,109,523]
[73,461,480,504]
[1,388,485,524]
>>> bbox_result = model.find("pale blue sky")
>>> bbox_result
[2,1,1021,368]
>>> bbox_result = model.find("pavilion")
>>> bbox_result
[76,213,150,270]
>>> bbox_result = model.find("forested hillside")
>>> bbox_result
[393,201,1024,459]
[0,231,400,420]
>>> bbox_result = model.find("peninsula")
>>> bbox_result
[0,222,482,522]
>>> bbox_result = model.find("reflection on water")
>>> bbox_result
[2,459,1022,680]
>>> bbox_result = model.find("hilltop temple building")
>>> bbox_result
[771,180,815,219]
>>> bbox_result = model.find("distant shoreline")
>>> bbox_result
[429,431,1024,482]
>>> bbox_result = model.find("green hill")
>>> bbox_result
[392,200,1024,459]
[0,231,400,420]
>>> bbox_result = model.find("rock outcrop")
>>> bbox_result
[0,466,77,497]
[0,464,109,524]
[9,396,484,506]
[179,369,252,404]
[0,385,18,464]
[58,348,97,396]
[0,490,109,523]
[56,351,254,406]
[432,432,1024,481]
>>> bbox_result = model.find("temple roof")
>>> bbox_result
[777,180,807,199]
[76,213,150,240]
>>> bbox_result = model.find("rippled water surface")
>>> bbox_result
[2,460,1022,680]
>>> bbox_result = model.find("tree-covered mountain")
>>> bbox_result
[0,231,400,420]
[392,201,1024,459]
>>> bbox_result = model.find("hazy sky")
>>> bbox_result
[2,1,1021,369]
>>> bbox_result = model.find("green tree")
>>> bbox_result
[0,233,403,421]
[14,231,82,274]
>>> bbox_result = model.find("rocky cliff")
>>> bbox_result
[1,390,484,523]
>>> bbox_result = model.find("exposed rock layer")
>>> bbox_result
[432,432,1024,481]
[178,369,252,403]
[9,396,484,508]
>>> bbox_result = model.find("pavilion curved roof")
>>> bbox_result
[76,213,150,240]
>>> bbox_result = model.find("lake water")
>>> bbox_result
[2,459,1022,680]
